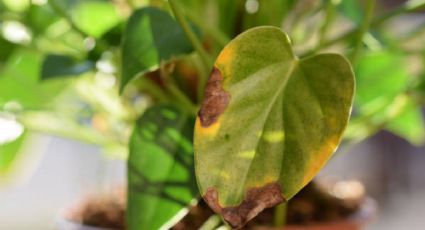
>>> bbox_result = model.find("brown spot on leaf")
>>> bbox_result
[203,183,286,229]
[198,67,230,127]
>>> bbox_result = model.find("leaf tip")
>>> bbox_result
[203,183,286,229]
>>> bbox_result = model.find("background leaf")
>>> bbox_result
[41,54,94,80]
[120,7,194,92]
[71,0,121,38]
[0,131,26,175]
[194,26,354,228]
[349,51,425,145]
[128,105,197,230]
[0,50,69,109]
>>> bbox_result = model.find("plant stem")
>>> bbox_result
[350,0,376,65]
[302,2,425,57]
[185,10,230,48]
[169,0,212,68]
[274,203,288,228]
[138,77,170,103]
[199,214,222,230]
[169,0,213,100]
[166,83,198,116]
[318,0,338,46]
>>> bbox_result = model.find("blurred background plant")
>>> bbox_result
[0,0,424,229]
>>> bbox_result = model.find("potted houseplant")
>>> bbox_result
[1,0,424,229]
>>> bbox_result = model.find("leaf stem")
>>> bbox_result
[185,10,230,48]
[318,0,338,46]
[137,77,170,103]
[274,202,288,227]
[302,2,425,57]
[166,83,198,116]
[199,214,222,230]
[350,0,376,65]
[169,0,213,101]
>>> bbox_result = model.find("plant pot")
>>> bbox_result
[57,188,125,230]
[56,218,114,230]
[253,197,376,230]
[57,181,376,230]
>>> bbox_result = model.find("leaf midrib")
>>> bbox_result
[234,58,299,203]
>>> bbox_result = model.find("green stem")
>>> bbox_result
[137,77,170,103]
[18,112,120,146]
[350,0,376,65]
[199,214,222,230]
[185,10,230,48]
[302,2,425,57]
[274,203,288,227]
[166,83,198,116]
[169,0,213,100]
[169,0,212,68]
[318,0,338,46]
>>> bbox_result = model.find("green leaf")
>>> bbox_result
[0,131,26,175]
[120,7,194,92]
[0,50,68,109]
[386,101,425,145]
[71,0,121,38]
[0,37,16,63]
[347,51,422,144]
[26,3,60,35]
[128,105,197,230]
[355,51,408,108]
[41,54,94,80]
[194,26,355,228]
[338,0,363,24]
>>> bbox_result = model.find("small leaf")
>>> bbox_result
[71,0,121,38]
[194,26,355,228]
[41,54,94,80]
[120,7,194,92]
[128,105,197,230]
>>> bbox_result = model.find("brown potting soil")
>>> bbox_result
[66,182,363,229]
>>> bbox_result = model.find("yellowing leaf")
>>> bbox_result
[194,26,355,228]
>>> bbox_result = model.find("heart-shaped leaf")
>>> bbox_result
[194,26,355,228]
[120,7,194,92]
[128,105,197,230]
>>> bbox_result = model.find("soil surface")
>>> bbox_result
[65,182,363,229]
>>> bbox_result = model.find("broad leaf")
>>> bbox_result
[120,7,194,92]
[128,105,197,230]
[71,0,121,38]
[194,26,355,228]
[348,51,424,145]
[26,3,59,35]
[0,50,68,109]
[41,54,94,80]
[386,101,425,145]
